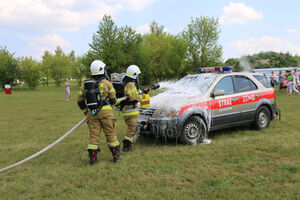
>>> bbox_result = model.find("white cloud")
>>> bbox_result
[111,0,159,11]
[220,2,263,26]
[286,28,298,34]
[0,0,157,33]
[229,36,300,55]
[135,23,171,35]
[0,0,158,58]
[19,34,72,58]
[136,24,151,34]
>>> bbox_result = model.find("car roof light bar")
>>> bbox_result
[197,66,232,73]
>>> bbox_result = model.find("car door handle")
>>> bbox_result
[256,94,262,97]
[232,98,239,102]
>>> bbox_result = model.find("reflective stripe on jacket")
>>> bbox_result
[122,82,142,113]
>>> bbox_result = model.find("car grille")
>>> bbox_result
[139,108,156,117]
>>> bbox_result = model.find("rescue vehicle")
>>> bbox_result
[137,67,279,144]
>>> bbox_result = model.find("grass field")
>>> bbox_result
[0,85,299,200]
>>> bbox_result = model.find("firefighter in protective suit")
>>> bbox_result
[77,60,121,164]
[121,65,143,152]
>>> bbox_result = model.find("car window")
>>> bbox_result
[250,79,258,90]
[253,75,272,88]
[214,76,234,95]
[234,76,256,93]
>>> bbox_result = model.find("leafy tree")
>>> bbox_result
[89,15,120,74]
[118,26,143,71]
[67,50,76,78]
[72,54,91,86]
[0,46,19,88]
[149,21,165,36]
[89,15,143,76]
[41,47,71,86]
[50,47,70,86]
[224,58,241,71]
[41,51,52,86]
[140,23,188,83]
[166,35,188,79]
[19,57,41,89]
[183,16,223,71]
[243,51,300,69]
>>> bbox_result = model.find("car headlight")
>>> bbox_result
[153,107,179,117]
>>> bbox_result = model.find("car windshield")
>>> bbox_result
[159,73,218,95]
[149,73,218,115]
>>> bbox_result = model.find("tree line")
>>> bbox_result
[1,15,299,90]
[225,52,300,70]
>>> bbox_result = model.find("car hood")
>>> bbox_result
[149,92,206,117]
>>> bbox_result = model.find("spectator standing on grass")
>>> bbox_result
[270,71,276,88]
[278,71,284,91]
[294,68,300,89]
[263,73,267,79]
[283,70,290,93]
[65,78,70,102]
[287,71,299,95]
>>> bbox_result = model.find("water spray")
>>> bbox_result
[0,117,88,174]
[143,74,217,144]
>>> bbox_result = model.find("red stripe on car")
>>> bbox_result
[178,91,275,116]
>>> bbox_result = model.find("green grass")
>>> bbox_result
[0,86,299,200]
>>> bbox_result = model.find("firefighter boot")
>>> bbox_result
[122,139,133,152]
[87,148,100,165]
[109,145,120,163]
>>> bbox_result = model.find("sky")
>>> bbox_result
[0,0,300,61]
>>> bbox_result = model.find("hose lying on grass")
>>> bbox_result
[0,116,88,174]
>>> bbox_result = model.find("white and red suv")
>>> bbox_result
[137,71,279,144]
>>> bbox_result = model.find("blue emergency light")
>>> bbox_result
[222,66,232,71]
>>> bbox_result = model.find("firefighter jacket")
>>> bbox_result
[122,82,143,116]
[77,78,118,111]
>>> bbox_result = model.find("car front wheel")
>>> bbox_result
[253,106,271,130]
[180,116,207,145]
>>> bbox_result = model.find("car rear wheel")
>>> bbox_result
[180,116,207,145]
[253,106,271,130]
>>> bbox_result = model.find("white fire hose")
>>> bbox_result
[0,116,88,174]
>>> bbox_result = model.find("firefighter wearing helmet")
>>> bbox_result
[121,65,143,152]
[77,60,121,164]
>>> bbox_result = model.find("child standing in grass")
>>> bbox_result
[65,78,70,102]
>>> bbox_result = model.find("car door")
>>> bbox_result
[232,75,258,122]
[210,75,241,129]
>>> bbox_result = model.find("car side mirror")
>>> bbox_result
[211,89,224,97]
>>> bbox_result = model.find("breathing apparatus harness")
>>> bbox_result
[84,76,108,115]
[118,76,139,111]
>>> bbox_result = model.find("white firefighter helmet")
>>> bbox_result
[90,60,106,75]
[126,65,141,79]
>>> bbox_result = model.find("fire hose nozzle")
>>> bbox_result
[142,83,160,94]
[118,96,128,102]
[150,83,160,90]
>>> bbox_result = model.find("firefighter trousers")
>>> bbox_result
[123,114,138,142]
[87,107,119,148]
